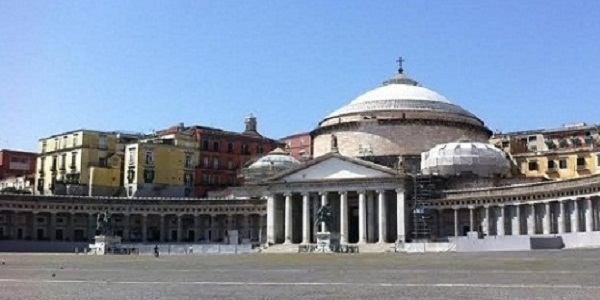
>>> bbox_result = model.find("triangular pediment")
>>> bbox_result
[275,154,396,182]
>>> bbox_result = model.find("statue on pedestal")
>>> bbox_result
[96,211,113,236]
[314,203,333,231]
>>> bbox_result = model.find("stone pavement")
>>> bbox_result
[1,250,600,299]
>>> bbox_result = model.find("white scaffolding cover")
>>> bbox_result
[421,142,510,177]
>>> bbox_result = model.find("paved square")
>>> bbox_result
[2,250,600,299]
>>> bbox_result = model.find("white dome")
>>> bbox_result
[421,141,510,177]
[248,148,300,169]
[324,72,478,120]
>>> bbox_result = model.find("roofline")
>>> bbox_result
[280,132,311,140]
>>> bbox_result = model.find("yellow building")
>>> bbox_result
[491,123,600,180]
[35,130,144,196]
[124,133,198,197]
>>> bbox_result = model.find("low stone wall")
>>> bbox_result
[401,242,456,253]
[0,241,88,253]
[451,235,532,252]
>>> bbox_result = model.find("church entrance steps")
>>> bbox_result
[356,243,395,253]
[260,244,298,253]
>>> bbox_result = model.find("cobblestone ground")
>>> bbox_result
[2,249,600,299]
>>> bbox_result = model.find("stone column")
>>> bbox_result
[159,214,165,242]
[586,198,593,232]
[194,215,200,242]
[483,206,490,236]
[284,193,292,244]
[377,190,387,243]
[543,202,551,235]
[320,192,328,232]
[302,192,310,244]
[242,214,249,240]
[177,214,183,242]
[258,214,264,243]
[266,194,275,244]
[142,214,148,243]
[572,199,579,233]
[88,212,96,241]
[396,188,406,243]
[49,212,57,241]
[123,214,130,242]
[497,206,505,236]
[558,201,566,234]
[367,192,376,243]
[469,206,474,232]
[358,190,367,244]
[339,191,348,244]
[453,207,459,237]
[512,205,520,235]
[527,204,535,235]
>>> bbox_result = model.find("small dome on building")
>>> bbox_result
[248,147,301,169]
[421,140,510,177]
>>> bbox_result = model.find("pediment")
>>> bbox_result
[278,155,396,182]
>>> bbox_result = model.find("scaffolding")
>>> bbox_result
[409,174,442,242]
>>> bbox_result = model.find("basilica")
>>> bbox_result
[1,62,600,253]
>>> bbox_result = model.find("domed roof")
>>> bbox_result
[323,70,478,120]
[248,147,301,169]
[421,140,510,177]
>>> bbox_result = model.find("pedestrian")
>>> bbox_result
[154,245,159,258]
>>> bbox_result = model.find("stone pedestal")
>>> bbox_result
[315,231,340,253]
[88,235,122,255]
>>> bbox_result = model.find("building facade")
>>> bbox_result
[35,130,144,196]
[281,132,311,161]
[0,150,36,180]
[491,123,600,179]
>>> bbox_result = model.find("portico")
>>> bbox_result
[264,152,408,246]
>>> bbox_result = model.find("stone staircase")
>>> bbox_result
[356,243,396,253]
[260,243,298,253]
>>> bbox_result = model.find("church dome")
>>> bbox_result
[323,71,478,121]
[248,147,301,169]
[421,140,510,177]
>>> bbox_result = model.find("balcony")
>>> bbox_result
[577,164,589,170]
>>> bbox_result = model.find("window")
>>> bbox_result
[559,158,568,169]
[214,175,220,185]
[145,150,154,165]
[99,157,106,167]
[70,152,77,169]
[258,145,264,154]
[241,144,249,155]
[51,156,57,170]
[203,157,209,168]
[528,136,537,142]
[227,142,234,153]
[228,160,234,170]
[60,154,67,169]
[98,135,107,149]
[213,141,220,152]
[577,157,586,169]
[183,173,193,186]
[202,140,209,151]
[128,148,136,165]
[143,169,155,183]
[55,138,60,150]
[501,141,509,148]
[42,142,47,153]
[597,154,600,166]
[528,161,538,171]
[72,134,79,147]
[227,175,235,185]
[547,160,556,170]
[63,136,68,148]
[213,158,219,169]
[185,154,192,168]
[202,174,209,184]
[39,157,45,170]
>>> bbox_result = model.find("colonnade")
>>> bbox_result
[0,211,266,244]
[267,188,407,245]
[440,196,600,238]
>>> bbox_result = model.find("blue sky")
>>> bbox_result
[1,1,599,151]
